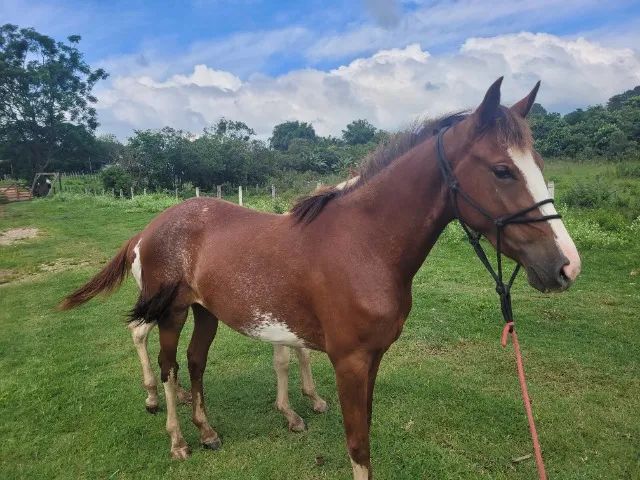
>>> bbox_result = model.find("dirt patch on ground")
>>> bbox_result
[39,258,93,273]
[0,258,98,287]
[0,227,40,246]
[0,269,18,284]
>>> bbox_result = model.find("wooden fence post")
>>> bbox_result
[217,185,222,198]
[143,187,147,195]
[119,188,123,199]
[547,181,555,199]
[130,186,134,198]
[195,187,200,197]
[112,188,115,196]
[175,188,178,199]
[271,185,276,199]
[238,186,243,206]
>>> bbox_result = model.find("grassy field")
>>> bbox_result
[1,162,639,479]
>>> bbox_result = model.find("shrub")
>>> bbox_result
[100,165,133,193]
[562,179,613,208]
[616,163,640,178]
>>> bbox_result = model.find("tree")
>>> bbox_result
[125,127,192,190]
[0,24,108,179]
[270,121,316,151]
[342,119,377,145]
[528,103,547,117]
[607,86,640,111]
[212,118,255,141]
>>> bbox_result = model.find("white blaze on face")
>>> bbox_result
[246,309,305,347]
[507,147,581,281]
[132,239,143,289]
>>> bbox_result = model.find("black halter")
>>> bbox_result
[435,126,562,326]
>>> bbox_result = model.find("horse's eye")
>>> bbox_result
[492,165,515,180]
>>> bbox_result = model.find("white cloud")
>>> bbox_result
[138,65,242,91]
[96,33,640,140]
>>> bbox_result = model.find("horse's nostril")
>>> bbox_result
[559,268,569,283]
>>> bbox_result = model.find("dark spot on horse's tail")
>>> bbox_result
[128,283,180,326]
[291,187,340,224]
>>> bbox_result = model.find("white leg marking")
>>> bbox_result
[129,321,158,410]
[295,347,328,412]
[131,239,143,289]
[350,457,369,480]
[192,391,219,445]
[508,147,581,280]
[163,368,189,459]
[273,345,305,432]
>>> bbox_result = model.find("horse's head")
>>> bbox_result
[449,77,580,292]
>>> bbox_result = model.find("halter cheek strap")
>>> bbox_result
[435,126,561,325]
[436,126,559,480]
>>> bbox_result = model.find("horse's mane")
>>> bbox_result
[291,107,531,224]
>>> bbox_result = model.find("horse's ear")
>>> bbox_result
[475,76,503,128]
[511,81,541,118]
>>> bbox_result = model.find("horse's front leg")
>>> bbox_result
[332,350,378,480]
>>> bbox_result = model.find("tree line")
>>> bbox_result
[1,24,639,191]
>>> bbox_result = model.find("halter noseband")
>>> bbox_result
[435,126,561,326]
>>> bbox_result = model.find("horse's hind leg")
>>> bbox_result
[273,345,306,432]
[188,304,222,450]
[129,321,159,413]
[157,308,190,459]
[129,321,191,413]
[294,347,328,413]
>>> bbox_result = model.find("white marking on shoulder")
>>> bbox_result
[245,309,305,347]
[132,239,143,289]
[507,147,581,280]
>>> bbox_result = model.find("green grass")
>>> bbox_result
[1,172,639,479]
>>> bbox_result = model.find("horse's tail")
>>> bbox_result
[58,237,134,310]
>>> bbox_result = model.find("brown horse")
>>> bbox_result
[61,78,580,479]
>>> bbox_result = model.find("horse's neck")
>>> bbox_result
[343,138,454,280]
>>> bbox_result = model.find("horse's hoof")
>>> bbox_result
[313,399,328,413]
[170,445,191,460]
[289,417,306,432]
[202,436,222,451]
[145,404,159,414]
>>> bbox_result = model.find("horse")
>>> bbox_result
[60,78,581,479]
[125,181,366,428]
[111,179,363,428]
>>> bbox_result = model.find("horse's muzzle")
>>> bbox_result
[524,254,573,293]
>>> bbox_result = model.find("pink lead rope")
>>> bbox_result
[501,321,548,480]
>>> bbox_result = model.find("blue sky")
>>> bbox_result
[3,0,640,138]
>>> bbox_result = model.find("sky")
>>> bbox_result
[2,0,640,139]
